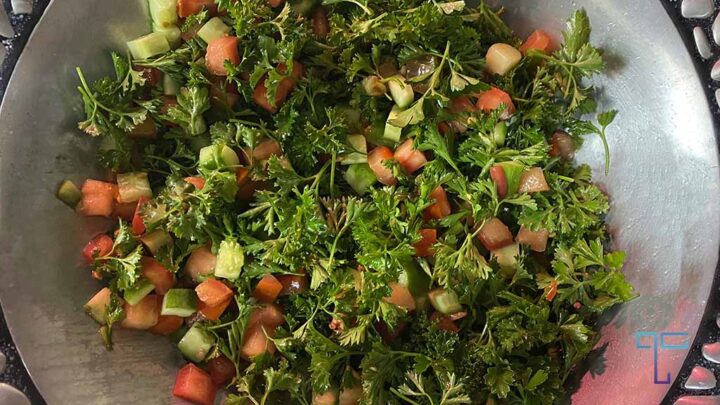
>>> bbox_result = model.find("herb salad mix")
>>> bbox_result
[58,0,636,403]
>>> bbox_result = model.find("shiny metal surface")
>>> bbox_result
[0,1,717,405]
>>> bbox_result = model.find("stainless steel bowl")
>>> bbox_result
[0,1,717,404]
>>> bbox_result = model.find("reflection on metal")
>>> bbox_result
[675,395,720,405]
[0,383,30,405]
[694,26,713,59]
[703,342,720,364]
[682,0,714,19]
[684,366,717,390]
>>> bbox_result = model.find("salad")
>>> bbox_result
[58,0,636,403]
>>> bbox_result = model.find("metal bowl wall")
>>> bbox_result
[0,0,717,404]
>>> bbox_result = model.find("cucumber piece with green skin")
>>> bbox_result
[57,180,82,208]
[117,172,152,203]
[497,161,525,196]
[127,32,170,60]
[152,23,181,48]
[124,278,155,306]
[163,74,180,96]
[199,144,240,171]
[169,325,188,345]
[492,243,519,269]
[384,105,403,142]
[197,17,231,44]
[178,325,216,363]
[84,287,113,324]
[344,164,377,195]
[428,288,462,315]
[140,230,173,256]
[161,289,198,317]
[398,257,431,310]
[387,76,414,109]
[492,122,507,146]
[342,134,368,165]
[214,239,245,280]
[149,0,178,28]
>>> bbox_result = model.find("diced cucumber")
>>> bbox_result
[84,287,112,324]
[178,325,215,362]
[197,17,231,44]
[149,0,178,28]
[492,243,519,269]
[57,180,82,208]
[344,164,377,195]
[163,74,180,96]
[141,230,173,256]
[117,172,152,203]
[161,289,198,317]
[384,105,403,142]
[152,23,181,48]
[492,122,507,147]
[387,76,414,109]
[199,144,240,171]
[127,32,170,60]
[215,239,245,280]
[428,288,462,315]
[398,257,430,301]
[124,278,155,306]
[169,325,189,344]
[342,134,367,165]
[497,161,525,196]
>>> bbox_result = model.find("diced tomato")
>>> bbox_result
[82,234,114,264]
[241,323,277,359]
[160,95,178,115]
[367,146,397,186]
[77,180,118,217]
[205,36,240,76]
[141,257,175,295]
[205,355,236,386]
[516,226,549,252]
[177,0,217,18]
[267,0,284,7]
[236,167,250,188]
[252,61,304,113]
[185,245,217,281]
[383,282,416,311]
[248,304,284,328]
[121,295,160,330]
[277,272,308,295]
[520,30,554,54]
[438,122,451,134]
[546,279,558,302]
[149,314,184,335]
[196,279,233,306]
[424,186,451,220]
[199,298,231,321]
[518,167,549,193]
[112,202,137,221]
[477,217,513,251]
[394,139,427,175]
[312,7,330,37]
[429,311,459,333]
[132,196,149,235]
[376,320,407,343]
[252,274,283,303]
[133,66,162,87]
[413,229,437,257]
[252,139,283,161]
[450,96,477,113]
[550,130,575,160]
[489,165,508,199]
[172,363,217,405]
[184,176,206,190]
[475,87,515,120]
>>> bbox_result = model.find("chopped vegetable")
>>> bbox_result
[120,295,160,330]
[424,186,451,220]
[57,180,82,208]
[367,146,397,186]
[172,364,216,405]
[178,325,215,362]
[520,29,554,54]
[116,172,152,203]
[205,36,240,76]
[477,217,513,251]
[413,228,437,257]
[126,32,170,60]
[486,43,522,75]
[77,180,117,218]
[184,245,216,281]
[197,17,231,44]
[516,226,550,252]
[476,87,515,119]
[149,315,184,335]
[518,167,550,193]
[428,288,462,315]
[161,289,198,317]
[394,138,427,174]
[252,274,283,303]
[82,234,114,264]
[84,287,113,324]
[141,256,174,294]
[195,278,233,306]
[383,282,416,311]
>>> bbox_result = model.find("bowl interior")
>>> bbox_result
[0,1,717,404]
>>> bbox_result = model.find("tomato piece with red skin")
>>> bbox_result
[252,61,304,113]
[475,87,515,119]
[252,274,283,303]
[205,36,240,76]
[172,363,217,405]
[520,30,554,54]
[141,257,175,295]
[177,0,217,18]
[184,176,206,191]
[394,139,427,175]
[477,217,513,251]
[195,279,233,306]
[489,165,508,199]
[132,196,150,235]
[205,355,236,386]
[82,234,114,264]
[413,229,437,257]
[423,186,451,220]
[367,146,397,186]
